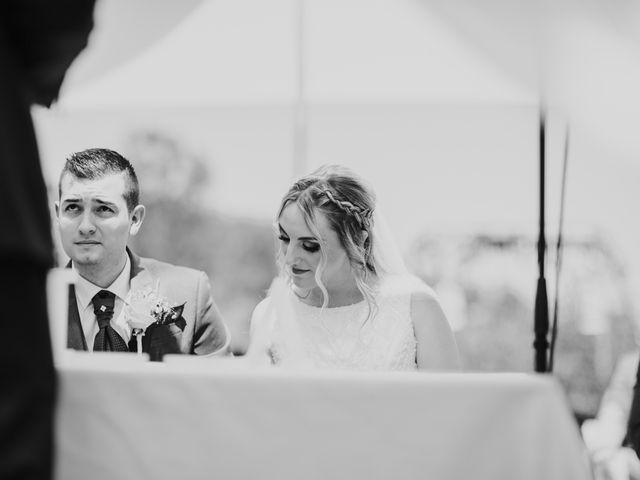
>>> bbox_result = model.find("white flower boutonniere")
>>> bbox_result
[124,285,186,355]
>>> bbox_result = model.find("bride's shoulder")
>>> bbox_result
[249,296,276,343]
[250,296,273,322]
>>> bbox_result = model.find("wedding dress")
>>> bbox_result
[248,208,426,371]
[250,276,418,371]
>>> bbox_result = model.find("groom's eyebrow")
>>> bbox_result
[93,199,117,208]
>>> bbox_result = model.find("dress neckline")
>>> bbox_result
[289,284,367,312]
[292,292,367,311]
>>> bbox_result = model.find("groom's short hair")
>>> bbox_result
[58,148,140,212]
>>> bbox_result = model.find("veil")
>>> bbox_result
[370,208,409,278]
[370,206,432,296]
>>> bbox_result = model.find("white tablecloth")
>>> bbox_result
[55,356,592,480]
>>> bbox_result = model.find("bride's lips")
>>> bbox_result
[75,240,101,246]
[290,266,310,276]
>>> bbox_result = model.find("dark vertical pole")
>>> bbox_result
[534,112,549,373]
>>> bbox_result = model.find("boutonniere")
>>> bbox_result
[124,285,186,355]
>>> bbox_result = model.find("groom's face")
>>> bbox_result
[56,172,143,273]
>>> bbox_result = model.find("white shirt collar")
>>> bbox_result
[73,254,132,310]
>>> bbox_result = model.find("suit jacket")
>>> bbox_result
[67,250,230,361]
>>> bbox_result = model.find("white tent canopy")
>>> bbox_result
[57,0,536,109]
[38,0,640,299]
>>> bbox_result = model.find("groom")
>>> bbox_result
[55,148,230,361]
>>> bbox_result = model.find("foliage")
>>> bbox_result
[125,130,277,353]
[407,233,637,417]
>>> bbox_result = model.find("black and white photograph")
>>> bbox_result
[3,1,640,479]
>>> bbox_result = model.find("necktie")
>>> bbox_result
[92,290,129,352]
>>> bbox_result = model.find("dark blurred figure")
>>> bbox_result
[0,1,94,479]
[626,357,640,464]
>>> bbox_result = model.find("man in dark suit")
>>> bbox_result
[55,148,230,361]
[0,2,95,479]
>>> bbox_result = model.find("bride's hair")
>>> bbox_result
[276,164,378,319]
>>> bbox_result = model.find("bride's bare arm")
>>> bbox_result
[411,289,461,372]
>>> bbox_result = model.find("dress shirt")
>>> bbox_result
[73,255,132,349]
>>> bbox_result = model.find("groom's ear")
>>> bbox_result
[54,201,60,217]
[129,205,146,236]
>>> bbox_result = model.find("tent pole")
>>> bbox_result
[293,0,307,178]
[534,111,550,373]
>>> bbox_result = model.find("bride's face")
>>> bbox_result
[278,203,354,294]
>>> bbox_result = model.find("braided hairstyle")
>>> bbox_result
[276,164,378,318]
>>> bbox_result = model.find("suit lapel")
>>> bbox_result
[127,250,186,361]
[127,249,156,355]
[67,284,88,351]
[128,248,155,294]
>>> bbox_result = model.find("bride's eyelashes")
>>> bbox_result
[277,234,290,244]
[277,224,319,253]
[302,242,320,253]
[277,224,290,243]
[277,234,320,253]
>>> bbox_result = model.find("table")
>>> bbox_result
[55,355,592,480]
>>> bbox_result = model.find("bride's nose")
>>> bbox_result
[283,244,301,266]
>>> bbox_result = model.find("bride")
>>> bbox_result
[247,165,460,371]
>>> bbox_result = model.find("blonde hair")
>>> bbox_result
[276,165,378,321]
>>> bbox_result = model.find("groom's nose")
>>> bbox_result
[78,212,96,235]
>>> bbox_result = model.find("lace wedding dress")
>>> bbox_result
[250,277,418,371]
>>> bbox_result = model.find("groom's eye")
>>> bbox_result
[64,204,80,213]
[96,205,115,214]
